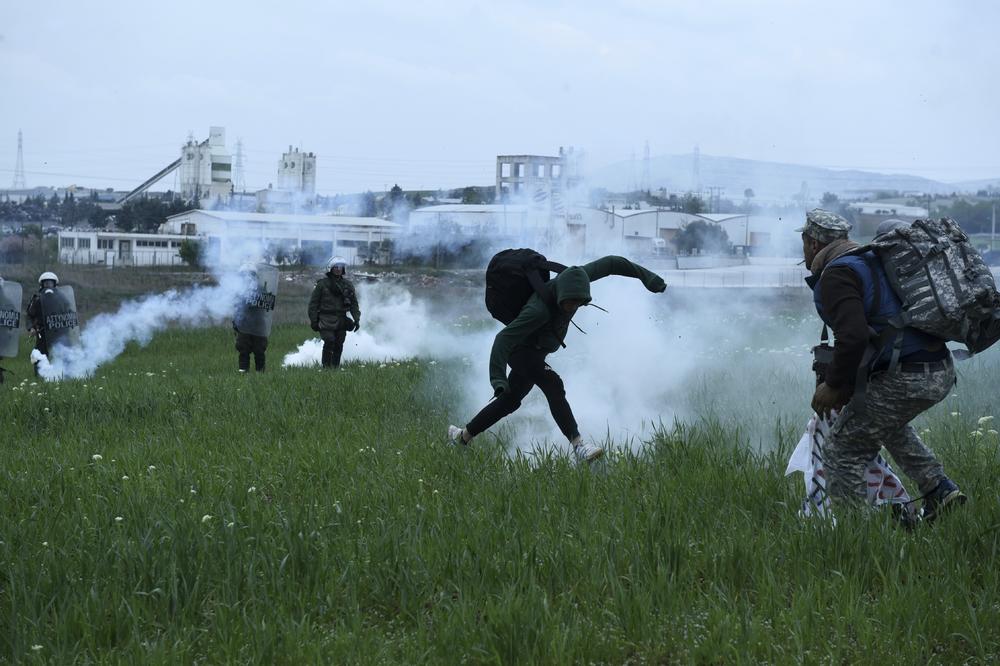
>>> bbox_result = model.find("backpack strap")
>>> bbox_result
[539,260,567,274]
[846,255,901,414]
[525,270,556,309]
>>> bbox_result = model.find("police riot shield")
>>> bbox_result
[0,279,22,358]
[234,264,278,337]
[40,285,81,351]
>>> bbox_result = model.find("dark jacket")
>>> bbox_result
[308,274,361,332]
[488,255,665,392]
[808,252,945,389]
[26,292,43,331]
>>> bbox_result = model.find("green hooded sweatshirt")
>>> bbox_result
[488,255,666,393]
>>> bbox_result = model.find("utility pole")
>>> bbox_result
[706,186,724,213]
[692,144,701,195]
[630,151,637,194]
[234,139,246,193]
[642,140,651,194]
[12,129,26,189]
[992,203,996,251]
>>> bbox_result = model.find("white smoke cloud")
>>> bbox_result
[36,271,250,381]
[283,286,494,367]
[283,275,814,455]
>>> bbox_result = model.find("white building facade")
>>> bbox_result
[276,146,317,195]
[163,210,399,265]
[57,230,191,266]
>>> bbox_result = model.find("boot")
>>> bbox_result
[255,354,265,372]
[238,352,250,373]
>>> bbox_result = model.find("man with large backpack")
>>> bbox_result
[448,251,666,464]
[308,256,361,369]
[801,209,970,521]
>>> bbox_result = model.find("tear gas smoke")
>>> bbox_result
[283,286,495,367]
[35,271,249,381]
[284,279,816,454]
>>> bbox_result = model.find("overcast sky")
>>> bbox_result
[2,0,998,195]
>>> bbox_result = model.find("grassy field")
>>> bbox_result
[2,290,1000,663]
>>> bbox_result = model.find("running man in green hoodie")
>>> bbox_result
[448,255,666,463]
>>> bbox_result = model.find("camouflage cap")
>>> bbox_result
[796,209,852,243]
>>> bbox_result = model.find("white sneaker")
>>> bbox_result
[447,425,467,446]
[573,440,604,464]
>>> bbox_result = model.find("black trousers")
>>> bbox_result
[466,347,580,441]
[235,332,268,371]
[320,329,348,368]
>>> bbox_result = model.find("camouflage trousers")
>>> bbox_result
[823,361,955,503]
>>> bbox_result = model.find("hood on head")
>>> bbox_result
[552,266,592,305]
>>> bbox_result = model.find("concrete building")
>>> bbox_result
[57,229,191,266]
[162,209,399,265]
[276,146,316,195]
[179,127,232,202]
[495,147,583,207]
[252,146,318,213]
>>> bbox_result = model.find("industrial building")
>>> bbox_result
[495,147,583,210]
[409,202,762,259]
[57,210,399,267]
[848,202,929,237]
[179,127,232,202]
[117,128,315,212]
[162,210,399,265]
[57,230,192,266]
[275,146,316,195]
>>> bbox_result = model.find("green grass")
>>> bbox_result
[2,323,1000,663]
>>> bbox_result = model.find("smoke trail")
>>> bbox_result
[36,272,247,381]
[282,278,815,453]
[283,286,493,367]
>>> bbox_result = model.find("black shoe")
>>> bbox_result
[922,479,967,523]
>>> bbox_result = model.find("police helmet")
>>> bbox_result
[327,256,348,273]
[38,271,59,286]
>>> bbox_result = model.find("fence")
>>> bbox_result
[58,249,186,267]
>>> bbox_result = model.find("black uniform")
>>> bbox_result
[25,292,48,355]
[308,273,360,368]
[234,330,268,372]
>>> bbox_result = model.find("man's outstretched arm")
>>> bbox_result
[580,255,666,292]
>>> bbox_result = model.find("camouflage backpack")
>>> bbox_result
[863,218,1000,355]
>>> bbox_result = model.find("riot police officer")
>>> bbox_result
[25,271,60,375]
[308,256,361,369]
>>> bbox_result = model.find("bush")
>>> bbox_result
[673,220,731,254]
[177,239,203,268]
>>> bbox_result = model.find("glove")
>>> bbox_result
[647,276,667,293]
[352,320,361,332]
[310,322,320,332]
[492,380,510,398]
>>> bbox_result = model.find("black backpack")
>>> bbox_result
[484,248,567,324]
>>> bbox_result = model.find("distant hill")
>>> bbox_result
[588,152,970,201]
[950,177,1000,192]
